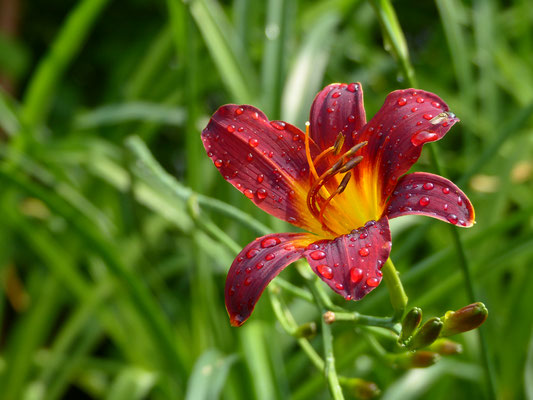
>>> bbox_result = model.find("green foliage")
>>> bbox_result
[0,0,532,399]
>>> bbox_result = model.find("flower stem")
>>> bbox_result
[382,258,408,321]
[327,311,399,332]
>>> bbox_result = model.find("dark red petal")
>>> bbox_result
[353,89,459,205]
[304,218,391,301]
[225,232,315,326]
[202,104,325,234]
[309,83,366,153]
[386,172,475,227]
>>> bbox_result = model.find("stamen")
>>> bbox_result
[344,141,368,157]
[318,172,352,229]
[304,122,320,181]
[333,133,345,155]
[338,155,363,173]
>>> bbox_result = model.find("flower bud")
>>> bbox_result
[394,351,441,369]
[429,338,463,355]
[340,377,380,399]
[293,322,317,339]
[407,317,443,350]
[440,302,488,337]
[399,307,422,344]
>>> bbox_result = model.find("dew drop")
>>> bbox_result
[416,97,425,103]
[359,232,368,239]
[244,277,252,286]
[246,153,254,161]
[235,107,244,115]
[431,101,441,108]
[359,248,370,257]
[245,267,252,274]
[397,97,407,106]
[419,196,430,206]
[244,189,254,199]
[246,249,259,259]
[411,131,438,146]
[214,159,223,168]
[256,262,264,270]
[366,277,380,287]
[457,196,463,206]
[257,174,264,183]
[442,187,450,194]
[252,112,259,120]
[257,188,268,200]
[347,83,358,92]
[350,268,363,283]
[317,265,333,280]
[447,214,458,224]
[335,283,344,290]
[249,138,259,147]
[227,125,236,133]
[327,107,334,113]
[265,253,275,261]
[309,250,326,260]
[423,182,434,190]
[261,237,280,248]
[348,115,356,123]
[271,121,286,130]
[411,107,418,112]
[332,91,341,98]
[229,286,235,296]
[423,113,433,120]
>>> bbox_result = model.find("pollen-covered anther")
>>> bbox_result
[319,172,352,228]
[333,133,345,155]
[338,155,363,174]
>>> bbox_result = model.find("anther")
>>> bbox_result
[338,155,363,173]
[337,172,352,194]
[318,172,353,229]
[333,133,345,155]
[344,141,368,157]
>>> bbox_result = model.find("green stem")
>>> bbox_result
[382,258,408,321]
[329,312,398,332]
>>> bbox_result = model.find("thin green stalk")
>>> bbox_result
[369,1,496,397]
[329,312,397,332]
[381,258,407,321]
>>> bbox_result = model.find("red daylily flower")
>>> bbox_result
[202,83,475,327]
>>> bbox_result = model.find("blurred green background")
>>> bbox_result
[0,0,532,399]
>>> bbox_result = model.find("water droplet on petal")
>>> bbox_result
[249,138,259,147]
[214,159,223,168]
[423,182,434,190]
[335,283,344,290]
[244,189,254,199]
[447,214,458,224]
[261,237,281,248]
[235,107,244,115]
[257,188,267,200]
[327,107,334,113]
[227,125,236,133]
[246,153,253,161]
[397,98,407,106]
[423,113,433,120]
[431,101,441,108]
[359,248,370,257]
[332,91,341,98]
[366,277,380,287]
[244,277,252,286]
[411,131,438,146]
[265,253,275,261]
[246,249,259,258]
[347,83,358,92]
[309,250,326,260]
[419,196,430,206]
[317,265,333,279]
[350,268,363,283]
[256,262,264,270]
[442,187,450,194]
[416,97,425,103]
[271,121,286,130]
[457,196,463,206]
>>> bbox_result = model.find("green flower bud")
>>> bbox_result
[340,377,380,399]
[407,317,443,350]
[399,307,422,344]
[429,338,463,355]
[440,302,488,337]
[293,322,317,339]
[394,351,441,369]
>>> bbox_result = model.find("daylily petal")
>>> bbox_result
[202,104,326,234]
[353,89,459,211]
[225,232,316,326]
[386,172,475,227]
[309,82,366,154]
[304,218,391,300]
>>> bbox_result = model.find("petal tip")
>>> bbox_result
[229,313,246,327]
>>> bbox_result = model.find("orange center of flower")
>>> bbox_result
[303,122,376,236]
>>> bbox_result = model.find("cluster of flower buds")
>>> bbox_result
[393,302,487,368]
[340,377,380,399]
